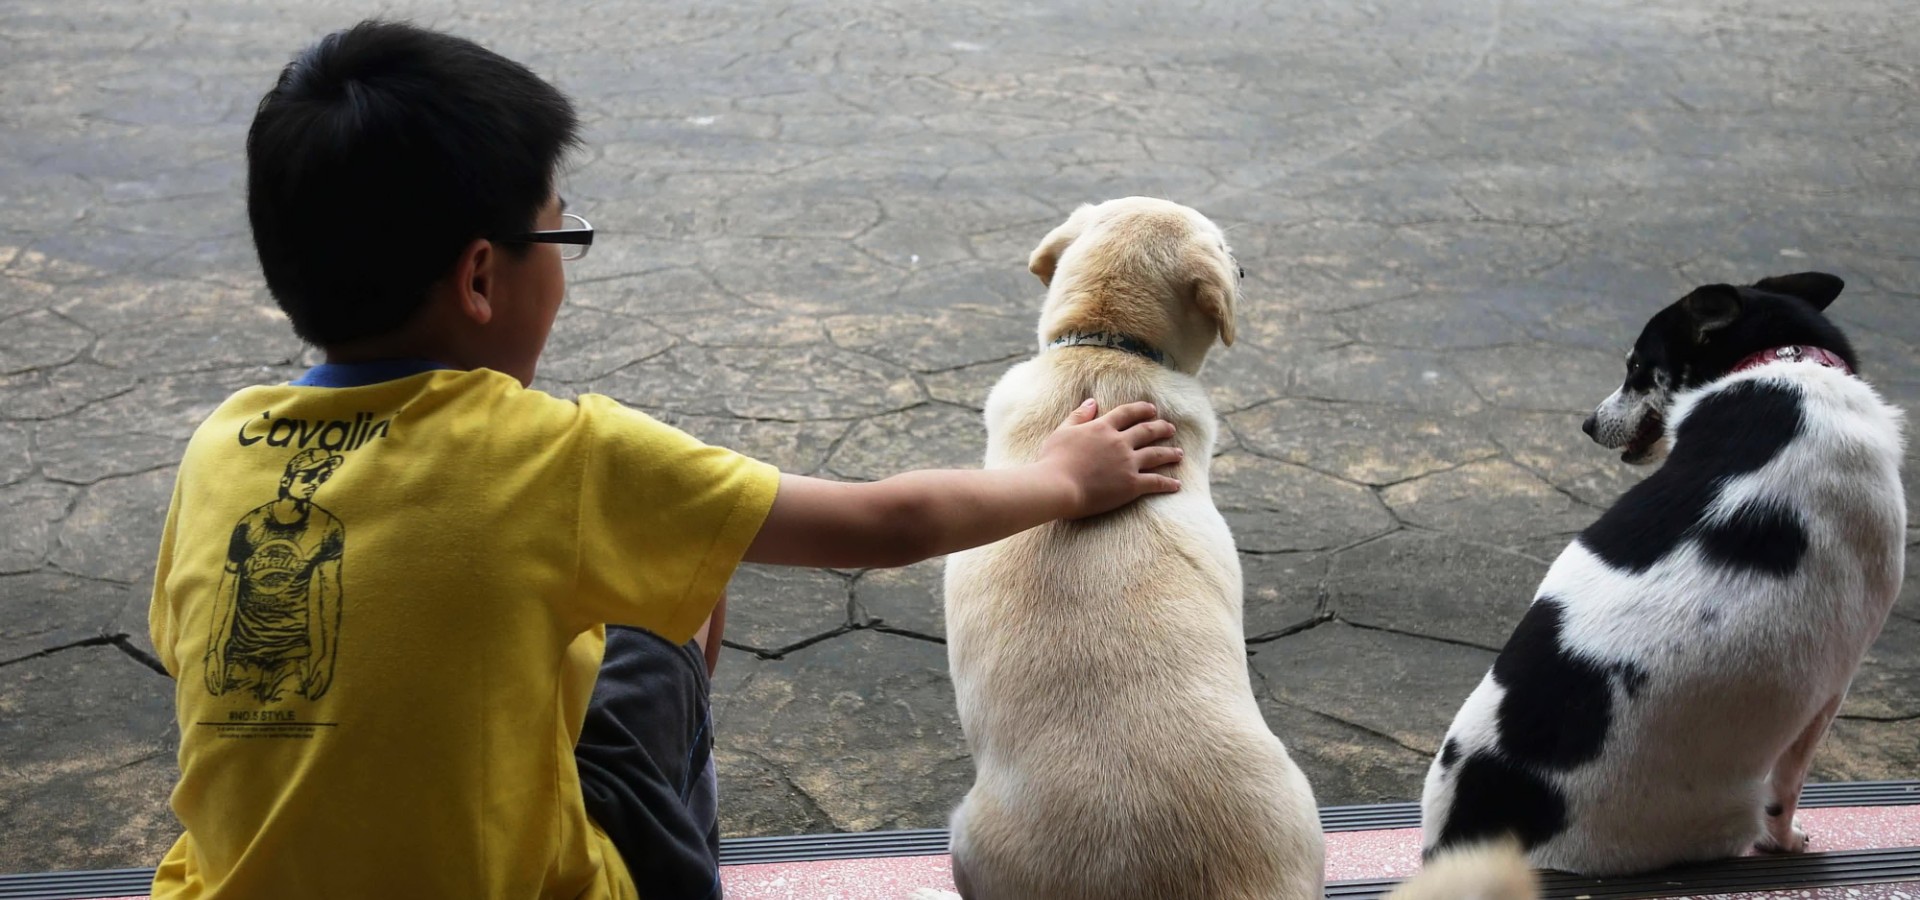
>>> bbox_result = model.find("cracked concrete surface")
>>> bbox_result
[4,0,1919,873]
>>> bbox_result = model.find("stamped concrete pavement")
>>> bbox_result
[3,0,1918,872]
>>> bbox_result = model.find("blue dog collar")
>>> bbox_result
[1047,331,1168,367]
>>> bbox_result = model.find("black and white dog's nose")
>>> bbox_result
[1581,415,1597,438]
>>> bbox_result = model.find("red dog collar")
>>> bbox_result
[1730,345,1853,377]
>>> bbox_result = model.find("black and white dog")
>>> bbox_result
[1419,273,1906,875]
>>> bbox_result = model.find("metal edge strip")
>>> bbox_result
[716,780,1920,865]
[2,782,1915,899]
[1314,780,1920,837]
[12,849,1919,900]
[1327,847,1920,900]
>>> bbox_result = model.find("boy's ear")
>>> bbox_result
[1028,204,1096,287]
[453,239,495,325]
[1679,284,1741,340]
[1752,271,1844,311]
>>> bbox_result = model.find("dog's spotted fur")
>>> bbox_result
[1422,273,1906,876]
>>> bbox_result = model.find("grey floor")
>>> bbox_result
[2,0,1917,873]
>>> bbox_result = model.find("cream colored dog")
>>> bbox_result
[937,197,1324,900]
[927,197,1539,900]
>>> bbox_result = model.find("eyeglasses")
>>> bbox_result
[498,212,594,261]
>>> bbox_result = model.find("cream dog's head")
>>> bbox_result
[1028,197,1241,374]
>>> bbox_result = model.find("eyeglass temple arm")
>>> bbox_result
[503,229,593,245]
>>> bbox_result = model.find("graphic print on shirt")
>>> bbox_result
[204,448,346,704]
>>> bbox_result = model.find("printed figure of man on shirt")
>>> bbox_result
[205,448,346,703]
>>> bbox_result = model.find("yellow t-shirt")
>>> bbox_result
[147,367,779,899]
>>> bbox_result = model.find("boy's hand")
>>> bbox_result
[745,399,1184,569]
[1037,399,1183,519]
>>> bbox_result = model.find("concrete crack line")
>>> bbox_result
[765,742,855,824]
[1232,524,1396,557]
[1440,356,1494,410]
[543,344,680,388]
[842,569,864,626]
[1271,696,1433,759]
[113,635,169,676]
[1392,523,1560,567]
[0,635,123,668]
[1198,0,1501,205]
[1336,617,1502,654]
[1216,428,1392,492]
[813,416,874,478]
[37,567,138,589]
[912,350,1027,377]
[1368,453,1508,490]
[733,747,839,829]
[109,749,170,772]
[1311,526,1409,566]
[1483,436,1609,514]
[1245,611,1336,646]
[45,459,181,488]
[0,306,50,329]
[656,404,917,427]
[1264,392,1471,418]
[0,632,167,676]
[866,621,946,646]
[723,623,860,660]
[560,298,665,319]
[1218,394,1367,418]
[2,356,87,378]
[712,666,760,726]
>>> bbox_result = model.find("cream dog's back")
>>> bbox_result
[944,343,1323,899]
[937,197,1535,900]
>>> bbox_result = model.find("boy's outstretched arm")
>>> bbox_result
[745,399,1182,569]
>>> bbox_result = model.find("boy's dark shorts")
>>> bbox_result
[576,625,720,900]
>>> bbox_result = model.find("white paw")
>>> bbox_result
[907,890,962,900]
[1756,820,1809,854]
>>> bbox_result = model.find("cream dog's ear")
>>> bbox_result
[1029,205,1095,286]
[1192,257,1237,346]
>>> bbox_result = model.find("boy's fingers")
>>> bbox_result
[1124,420,1177,448]
[1137,446,1184,469]
[1138,473,1182,494]
[1061,398,1099,426]
[1099,400,1161,430]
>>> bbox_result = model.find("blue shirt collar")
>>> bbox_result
[292,358,456,388]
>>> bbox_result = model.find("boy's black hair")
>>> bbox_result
[247,20,580,346]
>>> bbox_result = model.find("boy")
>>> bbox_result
[148,19,1182,900]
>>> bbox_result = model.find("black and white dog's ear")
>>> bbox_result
[1680,284,1742,339]
[1752,272,1845,311]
